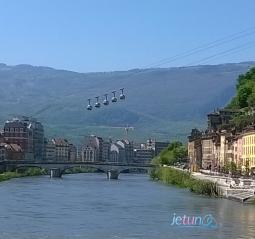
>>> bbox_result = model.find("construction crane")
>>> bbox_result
[124,125,134,138]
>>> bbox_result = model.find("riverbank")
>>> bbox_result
[0,168,47,182]
[151,166,255,203]
[151,167,219,196]
[0,167,98,183]
[192,171,255,203]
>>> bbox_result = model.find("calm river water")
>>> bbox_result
[0,173,254,239]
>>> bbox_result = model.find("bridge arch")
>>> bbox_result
[119,167,150,174]
[60,165,107,176]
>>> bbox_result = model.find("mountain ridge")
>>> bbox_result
[0,61,254,143]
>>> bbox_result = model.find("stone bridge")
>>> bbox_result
[0,160,155,179]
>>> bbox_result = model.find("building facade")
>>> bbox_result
[146,139,169,157]
[82,135,103,162]
[52,138,69,161]
[133,148,153,163]
[233,135,243,168]
[207,109,239,132]
[116,140,134,163]
[44,140,56,161]
[0,143,24,160]
[201,135,214,170]
[3,117,44,161]
[0,143,6,161]
[109,143,125,163]
[102,141,111,162]
[188,129,202,171]
[81,146,97,162]
[241,130,255,171]
[68,144,77,162]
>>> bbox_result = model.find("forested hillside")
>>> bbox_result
[0,62,253,142]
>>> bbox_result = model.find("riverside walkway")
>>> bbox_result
[192,170,255,203]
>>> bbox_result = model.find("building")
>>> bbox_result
[82,135,103,162]
[207,108,239,132]
[241,129,255,171]
[188,140,196,170]
[201,134,214,170]
[44,139,56,161]
[0,143,24,160]
[81,145,97,162]
[109,143,125,163]
[154,141,169,156]
[76,145,82,161]
[81,135,103,162]
[52,138,69,161]
[146,139,169,157]
[188,126,237,171]
[89,135,103,162]
[116,139,134,163]
[233,135,243,168]
[102,140,111,162]
[188,129,202,171]
[218,131,235,169]
[211,134,221,171]
[0,132,4,143]
[133,148,153,164]
[3,117,44,161]
[0,143,6,161]
[68,144,77,162]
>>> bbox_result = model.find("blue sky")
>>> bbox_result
[0,0,254,72]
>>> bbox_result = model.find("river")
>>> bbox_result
[0,173,254,239]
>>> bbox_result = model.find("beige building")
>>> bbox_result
[81,145,97,162]
[45,140,56,161]
[241,130,255,170]
[201,135,214,169]
[68,144,77,162]
[188,140,195,168]
[188,129,202,171]
[233,135,243,168]
[52,138,69,162]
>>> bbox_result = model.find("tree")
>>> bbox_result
[228,67,255,109]
[237,85,252,108]
[229,161,237,176]
[155,141,188,166]
[245,160,250,176]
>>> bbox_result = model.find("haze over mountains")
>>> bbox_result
[0,62,254,143]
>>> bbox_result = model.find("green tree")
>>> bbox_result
[237,85,252,108]
[228,67,255,109]
[245,160,250,176]
[154,141,188,166]
[229,161,237,175]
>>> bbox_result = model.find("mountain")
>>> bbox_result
[0,62,254,143]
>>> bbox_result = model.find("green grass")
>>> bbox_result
[0,168,46,182]
[151,167,218,197]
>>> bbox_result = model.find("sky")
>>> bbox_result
[0,0,255,72]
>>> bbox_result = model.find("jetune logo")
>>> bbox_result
[170,213,218,229]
